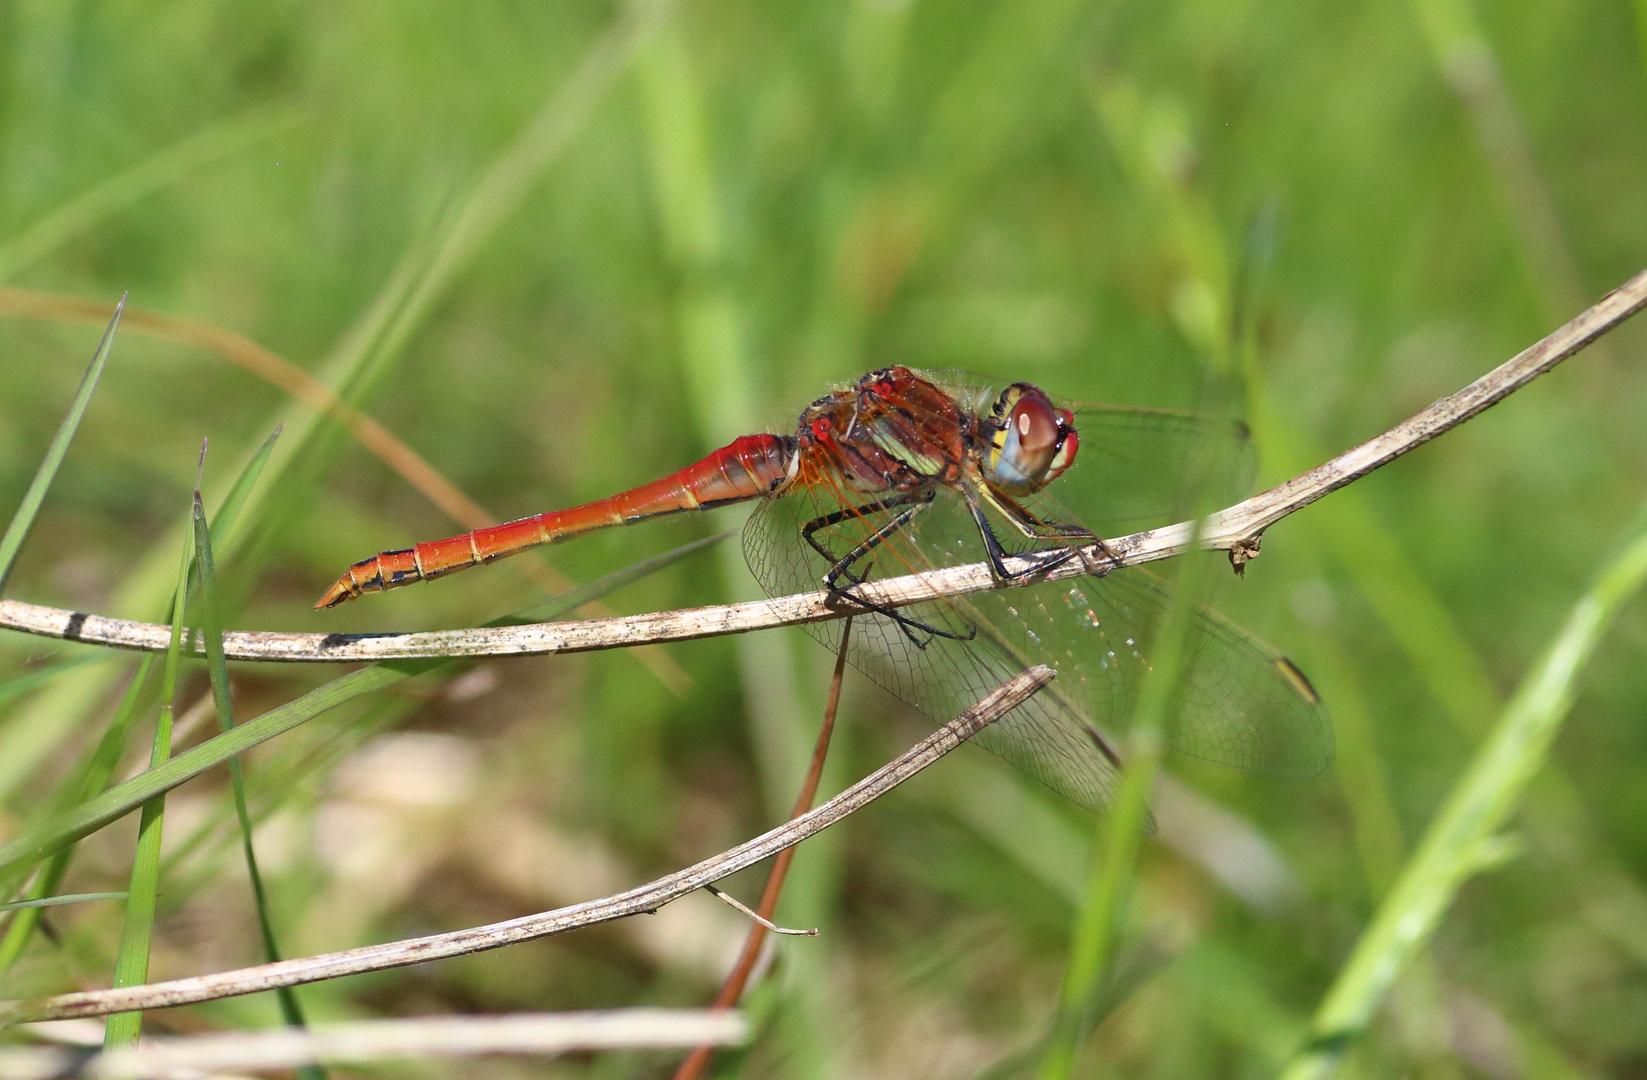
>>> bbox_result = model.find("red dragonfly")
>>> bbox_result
[319,367,1330,810]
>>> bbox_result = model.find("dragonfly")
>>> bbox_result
[317,367,1331,811]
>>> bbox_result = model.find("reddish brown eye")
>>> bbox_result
[1010,394,1060,455]
[987,386,1072,492]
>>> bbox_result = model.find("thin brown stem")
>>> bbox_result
[0,666,1051,1025]
[672,618,854,1080]
[1,265,1644,663]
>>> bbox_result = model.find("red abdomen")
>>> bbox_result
[316,434,796,608]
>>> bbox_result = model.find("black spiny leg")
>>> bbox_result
[962,488,1114,583]
[798,492,975,647]
[971,484,1121,579]
[801,492,923,586]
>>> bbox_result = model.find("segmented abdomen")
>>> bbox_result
[316,434,796,608]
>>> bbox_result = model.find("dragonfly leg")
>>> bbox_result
[962,488,1118,583]
[972,483,1122,579]
[818,497,930,591]
[800,492,925,577]
[799,493,976,648]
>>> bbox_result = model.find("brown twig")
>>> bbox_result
[672,618,854,1080]
[1,265,1644,663]
[0,666,1052,1024]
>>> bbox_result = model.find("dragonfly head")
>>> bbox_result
[981,384,1079,495]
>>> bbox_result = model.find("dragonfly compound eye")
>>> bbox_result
[986,386,1078,493]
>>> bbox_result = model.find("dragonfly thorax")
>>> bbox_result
[792,367,968,496]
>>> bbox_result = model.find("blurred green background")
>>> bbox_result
[1,0,1646,1076]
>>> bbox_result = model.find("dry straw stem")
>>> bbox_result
[2,265,1644,663]
[0,666,1051,1023]
[0,1009,746,1079]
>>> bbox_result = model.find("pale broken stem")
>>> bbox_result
[703,885,818,937]
[3,268,1644,663]
[0,667,1051,1024]
[0,1009,747,1079]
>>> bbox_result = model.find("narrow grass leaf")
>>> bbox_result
[208,425,282,551]
[0,891,126,913]
[0,655,155,970]
[1037,547,1207,1080]
[1278,502,1647,1080]
[104,498,195,1048]
[0,297,123,594]
[191,473,324,1078]
[0,533,718,880]
[232,1,670,570]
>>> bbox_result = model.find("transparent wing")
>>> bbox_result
[1058,404,1256,535]
[743,479,1331,813]
[912,370,1258,535]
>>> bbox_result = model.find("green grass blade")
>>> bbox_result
[346,0,677,405]
[191,473,323,1079]
[0,532,717,882]
[228,3,670,569]
[0,665,413,883]
[0,655,155,971]
[208,425,282,551]
[1038,542,1210,1079]
[0,892,126,913]
[1278,504,1647,1080]
[0,297,124,595]
[103,498,195,1049]
[1039,388,1245,1078]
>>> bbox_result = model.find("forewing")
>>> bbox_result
[1055,404,1257,535]
[916,494,1331,779]
[963,472,1332,777]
